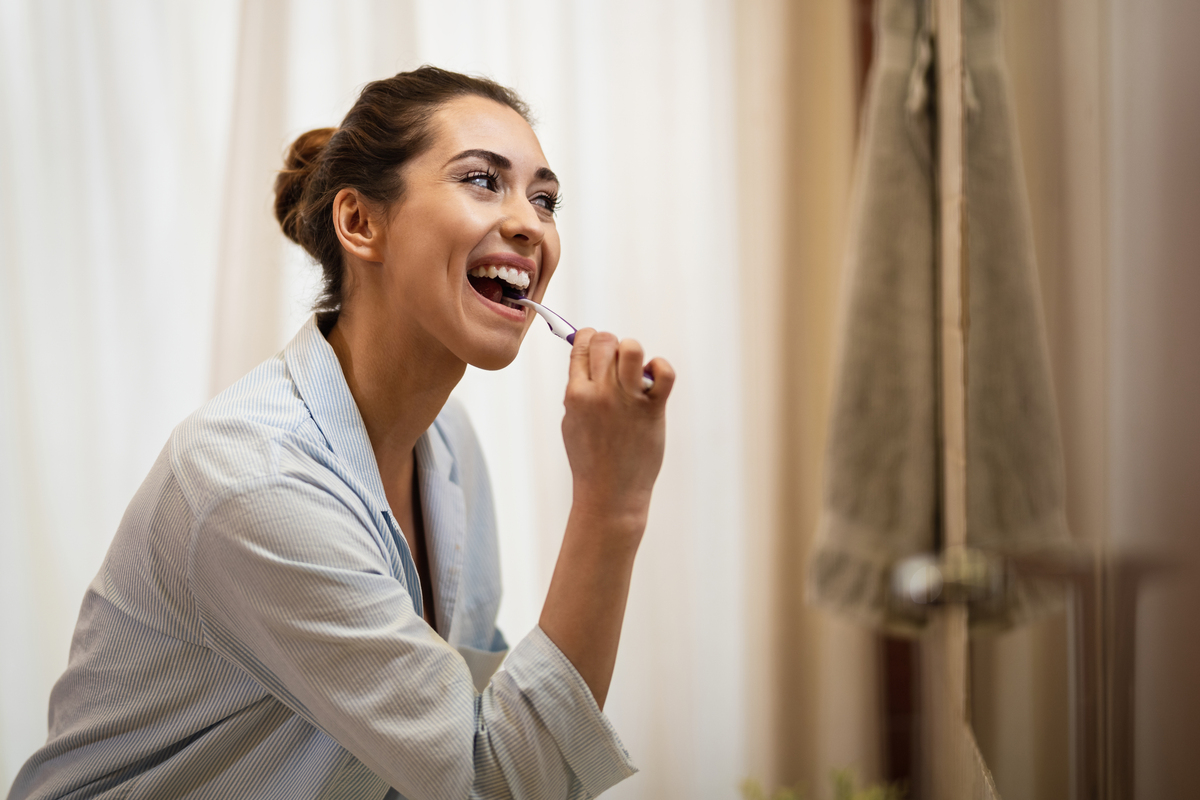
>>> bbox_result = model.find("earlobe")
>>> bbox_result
[332,188,383,262]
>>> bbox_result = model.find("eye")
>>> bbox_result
[461,169,499,192]
[531,192,561,214]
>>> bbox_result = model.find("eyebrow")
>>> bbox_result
[447,148,559,185]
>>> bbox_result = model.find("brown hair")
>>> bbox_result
[274,65,532,312]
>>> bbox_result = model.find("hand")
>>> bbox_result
[560,328,675,537]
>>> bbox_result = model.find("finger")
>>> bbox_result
[569,328,597,384]
[643,357,675,400]
[588,331,619,385]
[616,338,647,397]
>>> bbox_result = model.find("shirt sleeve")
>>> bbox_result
[187,473,636,800]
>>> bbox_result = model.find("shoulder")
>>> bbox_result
[170,354,328,513]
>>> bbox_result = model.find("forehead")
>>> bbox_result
[426,95,549,168]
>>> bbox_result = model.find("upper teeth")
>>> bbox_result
[468,265,531,291]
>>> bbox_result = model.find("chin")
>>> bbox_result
[463,334,524,372]
[471,352,518,372]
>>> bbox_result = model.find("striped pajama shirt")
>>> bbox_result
[9,315,635,800]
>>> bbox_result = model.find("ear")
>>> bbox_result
[332,188,384,263]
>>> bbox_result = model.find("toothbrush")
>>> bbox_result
[507,296,655,392]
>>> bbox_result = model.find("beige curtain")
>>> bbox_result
[968,1,1200,798]
[736,1,883,795]
[966,2,1096,795]
[738,2,1200,798]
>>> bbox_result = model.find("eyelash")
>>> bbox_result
[533,192,562,214]
[462,168,501,192]
[460,169,561,215]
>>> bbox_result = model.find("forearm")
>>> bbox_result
[544,329,673,710]
[538,501,645,710]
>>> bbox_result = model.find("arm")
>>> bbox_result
[188,465,634,800]
[539,330,675,709]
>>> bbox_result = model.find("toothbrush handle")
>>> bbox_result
[528,304,652,391]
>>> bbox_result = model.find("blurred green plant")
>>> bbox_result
[829,767,907,800]
[739,767,907,800]
[738,777,805,800]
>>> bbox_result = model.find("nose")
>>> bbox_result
[499,194,545,247]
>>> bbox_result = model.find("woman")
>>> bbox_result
[10,67,673,800]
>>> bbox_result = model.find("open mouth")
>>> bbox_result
[467,265,530,310]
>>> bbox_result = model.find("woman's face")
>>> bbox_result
[371,94,561,371]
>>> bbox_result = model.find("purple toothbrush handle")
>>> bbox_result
[514,296,654,391]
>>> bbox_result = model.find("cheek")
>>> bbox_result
[392,199,493,277]
[541,231,562,281]
[438,204,500,272]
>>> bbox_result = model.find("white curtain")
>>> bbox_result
[0,2,747,797]
[0,0,241,783]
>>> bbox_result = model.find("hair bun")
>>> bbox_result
[275,127,336,245]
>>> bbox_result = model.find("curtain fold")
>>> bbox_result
[209,0,290,395]
[0,1,241,783]
[734,1,884,795]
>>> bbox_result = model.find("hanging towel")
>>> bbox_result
[807,0,1070,633]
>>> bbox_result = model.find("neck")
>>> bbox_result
[325,302,466,487]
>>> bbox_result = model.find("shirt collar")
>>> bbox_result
[282,315,460,512]
[283,315,392,511]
